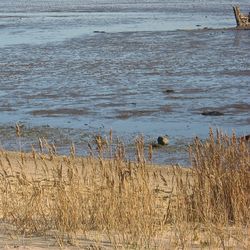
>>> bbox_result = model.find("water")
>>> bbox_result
[0,0,250,165]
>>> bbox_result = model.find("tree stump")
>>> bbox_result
[233,6,250,29]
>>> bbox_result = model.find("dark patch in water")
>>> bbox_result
[178,88,205,94]
[220,103,250,113]
[163,89,175,94]
[223,70,250,77]
[201,111,224,116]
[93,31,106,33]
[0,104,17,112]
[31,108,91,117]
[0,107,16,112]
[95,102,126,108]
[115,109,158,119]
[166,95,208,100]
[159,105,173,113]
[25,93,60,100]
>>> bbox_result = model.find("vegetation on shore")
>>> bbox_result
[0,128,249,249]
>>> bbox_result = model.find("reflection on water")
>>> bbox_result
[0,0,250,164]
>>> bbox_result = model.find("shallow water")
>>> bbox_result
[0,0,250,165]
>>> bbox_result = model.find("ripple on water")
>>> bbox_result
[0,0,250,164]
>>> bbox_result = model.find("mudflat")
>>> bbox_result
[0,0,250,165]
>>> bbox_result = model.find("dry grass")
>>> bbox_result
[187,129,249,225]
[0,127,249,249]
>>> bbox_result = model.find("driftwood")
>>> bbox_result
[233,6,250,29]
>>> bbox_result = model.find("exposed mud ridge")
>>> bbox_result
[115,109,158,120]
[31,108,91,117]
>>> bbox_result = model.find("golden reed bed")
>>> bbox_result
[0,128,249,249]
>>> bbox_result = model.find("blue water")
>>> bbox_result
[0,0,249,164]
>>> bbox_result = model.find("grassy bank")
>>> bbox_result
[0,129,249,249]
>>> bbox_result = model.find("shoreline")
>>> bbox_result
[0,123,192,166]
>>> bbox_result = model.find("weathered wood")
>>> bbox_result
[233,6,250,29]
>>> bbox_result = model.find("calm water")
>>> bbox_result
[0,0,250,164]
